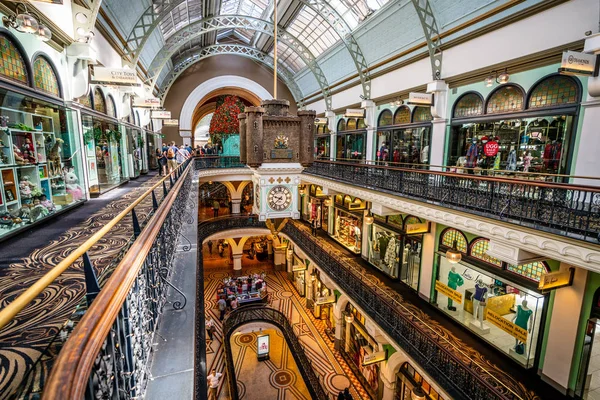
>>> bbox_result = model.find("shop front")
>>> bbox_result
[335,117,366,161]
[123,125,143,179]
[341,302,381,398]
[433,227,554,368]
[447,73,582,179]
[289,252,307,297]
[375,106,432,165]
[365,214,425,290]
[301,184,327,229]
[146,131,160,171]
[315,124,330,159]
[309,269,336,339]
[331,194,366,254]
[394,362,446,400]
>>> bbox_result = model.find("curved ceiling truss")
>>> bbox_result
[410,0,443,80]
[159,44,304,105]
[147,15,333,110]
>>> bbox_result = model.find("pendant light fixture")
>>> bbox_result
[497,69,510,84]
[15,12,38,34]
[446,240,462,264]
[411,385,426,400]
[344,311,354,324]
[37,24,52,42]
[364,210,374,225]
[3,4,52,42]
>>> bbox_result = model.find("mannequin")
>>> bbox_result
[472,279,488,328]
[353,222,361,248]
[465,138,478,174]
[384,234,397,272]
[512,299,533,355]
[523,151,533,172]
[421,145,429,164]
[507,148,517,171]
[447,266,464,311]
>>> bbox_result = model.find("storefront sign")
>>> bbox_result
[151,110,172,119]
[91,67,139,86]
[435,280,462,304]
[133,97,161,108]
[344,108,365,118]
[362,350,388,366]
[292,264,307,272]
[315,294,336,305]
[538,268,574,292]
[485,309,528,342]
[559,51,597,76]
[408,92,434,106]
[257,334,270,360]
[180,130,192,137]
[163,119,179,126]
[405,222,430,234]
[314,117,328,125]
[483,140,499,157]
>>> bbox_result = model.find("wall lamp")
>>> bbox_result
[485,69,510,87]
[2,4,52,42]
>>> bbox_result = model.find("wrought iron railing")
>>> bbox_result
[221,305,329,400]
[194,155,246,170]
[305,160,600,243]
[41,162,192,400]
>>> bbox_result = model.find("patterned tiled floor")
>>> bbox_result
[204,261,369,399]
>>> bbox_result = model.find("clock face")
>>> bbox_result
[255,183,260,209]
[267,185,292,211]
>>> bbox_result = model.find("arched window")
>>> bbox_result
[106,95,117,118]
[486,84,524,114]
[357,118,366,129]
[506,261,550,282]
[412,106,433,122]
[78,92,92,108]
[33,55,60,97]
[378,109,393,126]
[469,238,502,267]
[393,106,411,125]
[337,119,346,131]
[316,125,322,134]
[347,118,357,130]
[440,228,468,253]
[93,87,106,113]
[403,215,422,227]
[0,34,28,85]
[136,111,141,126]
[453,92,483,118]
[528,75,579,109]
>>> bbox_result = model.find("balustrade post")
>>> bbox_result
[152,191,159,211]
[132,209,141,238]
[83,252,100,306]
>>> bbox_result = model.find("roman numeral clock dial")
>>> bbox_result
[267,185,292,211]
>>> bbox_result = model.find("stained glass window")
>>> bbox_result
[357,119,366,129]
[454,93,483,118]
[403,215,421,227]
[106,95,117,118]
[337,119,346,132]
[0,34,28,85]
[528,75,578,109]
[412,106,433,122]
[77,92,92,108]
[378,109,393,126]
[486,85,524,114]
[93,87,106,113]
[347,118,357,130]
[440,228,468,253]
[394,106,411,125]
[33,56,59,96]
[507,261,549,282]
[469,238,502,267]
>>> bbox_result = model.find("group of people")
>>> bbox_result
[155,142,192,175]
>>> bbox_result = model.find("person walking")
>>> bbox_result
[217,296,227,321]
[230,297,238,311]
[177,144,190,164]
[311,218,318,236]
[212,199,220,218]
[343,388,354,400]
[206,317,216,341]
[166,142,178,173]
[207,240,213,255]
[156,148,167,176]
[207,368,222,400]
[218,241,224,258]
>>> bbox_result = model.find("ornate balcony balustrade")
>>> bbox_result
[194,156,246,170]
[304,160,600,243]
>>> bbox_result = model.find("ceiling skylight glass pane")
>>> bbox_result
[287,7,339,56]
[221,0,268,17]
[271,41,306,73]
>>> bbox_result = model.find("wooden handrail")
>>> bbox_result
[0,163,187,330]
[42,162,191,399]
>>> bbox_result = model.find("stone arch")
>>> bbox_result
[381,350,409,384]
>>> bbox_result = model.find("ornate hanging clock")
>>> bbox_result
[267,185,292,211]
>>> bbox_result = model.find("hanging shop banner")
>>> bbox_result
[133,97,161,108]
[315,294,336,305]
[435,280,462,304]
[91,67,139,87]
[408,92,434,106]
[314,117,328,125]
[163,119,179,126]
[485,309,528,342]
[483,140,499,157]
[345,108,365,118]
[151,110,172,119]
[538,268,574,292]
[405,222,430,235]
[559,51,597,76]
[292,264,307,272]
[362,350,388,366]
[257,334,270,359]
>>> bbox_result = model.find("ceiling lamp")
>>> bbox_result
[485,74,494,87]
[446,240,462,264]
[344,311,354,324]
[498,69,510,84]
[485,69,510,87]
[37,24,52,42]
[364,211,374,225]
[411,385,426,400]
[15,12,38,34]
[3,5,53,42]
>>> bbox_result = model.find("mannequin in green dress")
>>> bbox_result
[512,299,533,354]
[447,266,464,311]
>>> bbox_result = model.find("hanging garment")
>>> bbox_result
[543,143,553,169]
[384,236,397,265]
[507,149,517,171]
[550,142,562,171]
[466,143,478,168]
[393,149,400,163]
[378,235,390,259]
[473,284,488,301]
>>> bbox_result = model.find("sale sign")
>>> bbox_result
[483,141,499,157]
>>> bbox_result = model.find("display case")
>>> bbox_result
[332,208,362,254]
[0,88,86,239]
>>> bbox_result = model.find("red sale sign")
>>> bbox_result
[483,141,499,157]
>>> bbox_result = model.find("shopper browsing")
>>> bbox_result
[207,369,222,400]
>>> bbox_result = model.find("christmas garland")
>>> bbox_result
[209,95,245,145]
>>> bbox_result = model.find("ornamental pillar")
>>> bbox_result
[362,100,376,162]
[426,80,449,171]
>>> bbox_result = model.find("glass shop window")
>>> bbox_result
[315,135,330,159]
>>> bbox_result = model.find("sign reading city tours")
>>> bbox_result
[408,92,434,106]
[91,67,139,87]
[133,97,161,108]
[485,309,528,342]
[163,119,179,127]
[344,108,365,118]
[362,350,388,366]
[435,280,462,304]
[315,294,336,305]
[151,110,171,119]
[405,222,430,235]
[538,268,574,293]
[559,51,597,76]
[483,140,499,157]
[257,334,270,361]
[314,117,328,125]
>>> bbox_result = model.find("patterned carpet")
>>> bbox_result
[0,176,164,400]
[203,262,369,400]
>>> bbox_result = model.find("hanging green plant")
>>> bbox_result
[93,126,103,141]
[137,134,145,148]
[84,129,94,144]
[109,129,122,143]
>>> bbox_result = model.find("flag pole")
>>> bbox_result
[273,0,278,99]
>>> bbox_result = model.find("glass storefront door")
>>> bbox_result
[576,319,600,399]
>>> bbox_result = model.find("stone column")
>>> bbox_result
[362,100,376,162]
[418,222,438,301]
[274,246,286,271]
[426,80,449,171]
[232,253,243,271]
[381,373,397,400]
[326,110,336,160]
[231,199,241,214]
[344,319,352,353]
[334,315,344,350]
[267,239,273,257]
